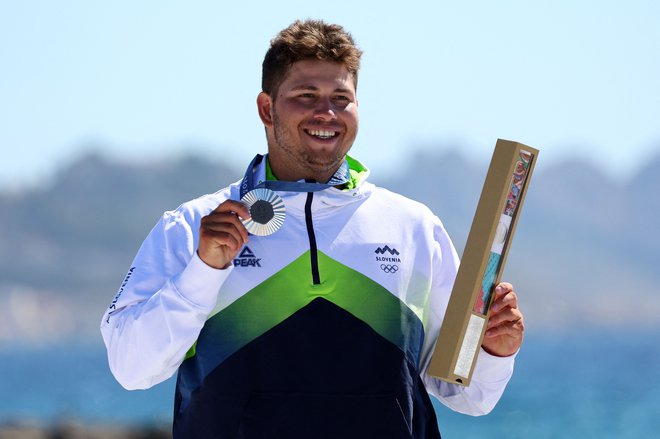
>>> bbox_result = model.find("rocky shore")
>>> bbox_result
[0,421,171,439]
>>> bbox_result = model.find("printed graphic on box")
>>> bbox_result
[473,150,533,315]
[504,150,532,216]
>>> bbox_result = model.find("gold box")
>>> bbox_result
[428,139,538,386]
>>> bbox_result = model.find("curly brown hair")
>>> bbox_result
[262,19,363,98]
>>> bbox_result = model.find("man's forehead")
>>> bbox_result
[280,60,355,91]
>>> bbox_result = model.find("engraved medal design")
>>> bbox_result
[240,188,286,236]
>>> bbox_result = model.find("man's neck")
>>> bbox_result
[265,154,367,190]
[267,158,339,183]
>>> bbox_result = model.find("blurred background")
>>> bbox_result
[1,1,659,438]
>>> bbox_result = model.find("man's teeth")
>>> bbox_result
[307,129,337,139]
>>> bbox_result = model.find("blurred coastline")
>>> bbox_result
[0,422,169,439]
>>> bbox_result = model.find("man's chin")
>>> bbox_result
[307,155,345,170]
[301,157,346,182]
[307,146,349,164]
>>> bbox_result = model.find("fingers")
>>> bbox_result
[201,209,249,250]
[489,283,518,313]
[488,283,520,327]
[485,307,524,335]
[212,200,251,219]
[198,200,252,269]
[484,315,524,340]
[200,214,247,251]
[482,306,524,357]
[482,281,524,356]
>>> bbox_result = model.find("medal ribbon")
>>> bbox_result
[239,154,351,199]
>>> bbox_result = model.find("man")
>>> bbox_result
[101,19,524,438]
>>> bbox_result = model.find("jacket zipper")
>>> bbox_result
[304,191,321,285]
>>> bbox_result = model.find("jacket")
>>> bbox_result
[101,156,516,438]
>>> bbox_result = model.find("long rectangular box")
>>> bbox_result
[428,139,538,386]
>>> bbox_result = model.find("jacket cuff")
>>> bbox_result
[172,252,234,310]
[472,347,517,383]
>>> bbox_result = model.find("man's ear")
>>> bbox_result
[257,92,274,127]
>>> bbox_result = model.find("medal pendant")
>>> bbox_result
[240,188,286,236]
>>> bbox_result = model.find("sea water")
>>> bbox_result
[1,330,659,438]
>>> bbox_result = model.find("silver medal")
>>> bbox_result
[240,188,286,236]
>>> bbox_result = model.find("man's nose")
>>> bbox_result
[313,98,337,120]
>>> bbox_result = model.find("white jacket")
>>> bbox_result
[101,156,515,438]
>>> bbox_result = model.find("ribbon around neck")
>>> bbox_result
[239,154,351,199]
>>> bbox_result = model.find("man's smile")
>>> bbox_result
[304,128,338,140]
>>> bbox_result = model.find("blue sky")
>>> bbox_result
[2,0,659,189]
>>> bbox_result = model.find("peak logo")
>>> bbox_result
[234,246,262,267]
[375,246,400,256]
[239,247,255,258]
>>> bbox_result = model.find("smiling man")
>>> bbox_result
[102,19,524,438]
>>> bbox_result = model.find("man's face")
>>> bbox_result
[257,60,359,183]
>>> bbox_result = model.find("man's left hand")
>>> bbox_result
[482,282,524,357]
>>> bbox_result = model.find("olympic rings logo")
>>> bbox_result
[380,264,399,273]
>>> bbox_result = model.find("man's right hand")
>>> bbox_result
[198,200,251,269]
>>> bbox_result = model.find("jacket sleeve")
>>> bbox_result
[100,202,232,390]
[419,217,516,415]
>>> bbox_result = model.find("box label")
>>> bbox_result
[454,314,486,378]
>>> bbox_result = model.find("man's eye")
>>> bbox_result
[298,93,316,99]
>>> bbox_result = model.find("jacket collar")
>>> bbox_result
[245,154,373,212]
